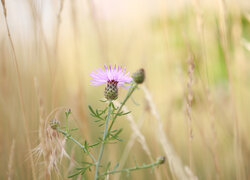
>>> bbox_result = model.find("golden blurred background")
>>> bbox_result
[0,0,250,179]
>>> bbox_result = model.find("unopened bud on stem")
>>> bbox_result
[157,156,166,164]
[132,68,145,84]
[50,119,60,130]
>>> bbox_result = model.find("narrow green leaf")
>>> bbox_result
[121,111,131,116]
[88,142,101,147]
[69,128,78,132]
[81,161,95,165]
[106,162,111,172]
[88,105,96,116]
[99,99,107,103]
[68,171,81,178]
[98,123,104,127]
[113,162,119,171]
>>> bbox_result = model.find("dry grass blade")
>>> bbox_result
[54,0,65,55]
[86,0,109,62]
[113,100,162,180]
[26,0,53,78]
[32,106,70,178]
[114,112,146,180]
[34,77,48,178]
[7,139,15,180]
[52,0,66,109]
[192,0,209,84]
[186,54,195,169]
[1,0,6,16]
[207,91,221,180]
[142,85,197,180]
[0,1,37,179]
[217,0,243,179]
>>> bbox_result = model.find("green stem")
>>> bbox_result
[57,128,96,163]
[100,159,162,177]
[94,101,112,180]
[66,114,69,132]
[108,84,138,132]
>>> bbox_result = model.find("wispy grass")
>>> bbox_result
[1,1,36,179]
[142,85,197,180]
[113,100,162,180]
[0,0,249,179]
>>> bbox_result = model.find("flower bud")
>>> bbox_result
[157,156,166,164]
[132,68,145,84]
[50,119,60,130]
[66,108,71,114]
[104,80,118,101]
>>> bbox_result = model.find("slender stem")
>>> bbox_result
[100,159,162,177]
[108,84,138,132]
[95,101,112,180]
[57,128,96,163]
[66,114,69,132]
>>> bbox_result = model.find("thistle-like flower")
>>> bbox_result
[90,65,132,87]
[90,65,132,100]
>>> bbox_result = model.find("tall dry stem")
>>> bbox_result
[217,0,242,179]
[51,0,66,108]
[192,0,209,84]
[142,85,197,180]
[26,0,53,78]
[207,90,221,180]
[112,100,162,180]
[114,112,145,180]
[32,106,69,178]
[86,0,109,62]
[54,0,65,56]
[186,54,194,170]
[7,139,15,180]
[34,77,49,178]
[0,1,37,179]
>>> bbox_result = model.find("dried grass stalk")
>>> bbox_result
[7,139,15,180]
[113,100,161,180]
[0,1,37,179]
[186,54,195,169]
[114,112,146,180]
[142,85,197,180]
[217,0,243,179]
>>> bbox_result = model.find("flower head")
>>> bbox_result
[90,65,132,87]
[104,80,118,100]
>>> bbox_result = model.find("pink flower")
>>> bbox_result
[90,65,132,87]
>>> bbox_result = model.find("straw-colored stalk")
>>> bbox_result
[52,0,65,109]
[216,0,243,179]
[33,80,69,178]
[0,1,37,179]
[86,0,109,62]
[186,55,194,170]
[7,139,15,180]
[192,0,209,84]
[142,85,197,180]
[112,101,162,180]
[34,77,48,178]
[26,0,53,78]
[114,110,146,180]
[32,106,70,178]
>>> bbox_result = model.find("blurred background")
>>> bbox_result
[0,0,250,179]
